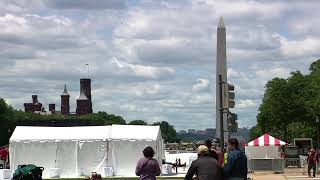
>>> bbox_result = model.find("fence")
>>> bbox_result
[248,159,285,173]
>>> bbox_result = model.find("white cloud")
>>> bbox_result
[192,79,210,92]
[280,37,320,58]
[237,99,258,109]
[189,94,212,104]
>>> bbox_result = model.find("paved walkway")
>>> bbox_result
[248,170,320,180]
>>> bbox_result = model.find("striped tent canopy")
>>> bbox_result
[247,134,287,146]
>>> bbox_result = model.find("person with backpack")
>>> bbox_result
[223,138,247,180]
[135,146,161,180]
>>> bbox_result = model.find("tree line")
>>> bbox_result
[0,99,179,145]
[251,59,320,146]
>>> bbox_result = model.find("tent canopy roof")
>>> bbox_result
[247,134,287,146]
[110,125,160,141]
[10,125,161,142]
[10,126,111,141]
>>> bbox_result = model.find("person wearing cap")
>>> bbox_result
[184,145,222,180]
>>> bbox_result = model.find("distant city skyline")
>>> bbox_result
[1,1,320,130]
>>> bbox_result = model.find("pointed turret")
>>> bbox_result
[62,84,69,96]
[217,16,225,29]
[61,84,70,115]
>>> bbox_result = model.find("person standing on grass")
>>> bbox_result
[135,146,161,180]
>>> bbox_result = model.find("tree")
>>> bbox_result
[128,120,147,125]
[152,121,180,143]
[254,59,320,145]
[0,98,16,145]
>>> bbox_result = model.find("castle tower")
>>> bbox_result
[61,84,70,115]
[76,86,90,116]
[24,95,42,112]
[80,78,92,113]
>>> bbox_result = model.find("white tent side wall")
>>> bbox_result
[9,126,111,178]
[109,140,157,176]
[55,140,78,177]
[9,125,164,177]
[108,125,163,176]
[9,141,58,178]
[77,140,109,176]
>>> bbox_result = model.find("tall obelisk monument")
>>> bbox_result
[216,16,228,140]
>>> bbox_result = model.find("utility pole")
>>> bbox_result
[219,75,224,154]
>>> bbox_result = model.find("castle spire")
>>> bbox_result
[62,84,69,96]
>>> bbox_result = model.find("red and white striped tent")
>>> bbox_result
[247,134,287,146]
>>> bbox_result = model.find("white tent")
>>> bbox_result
[9,125,163,178]
[108,125,163,176]
[9,126,111,178]
[245,134,287,159]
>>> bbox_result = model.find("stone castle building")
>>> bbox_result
[24,95,42,112]
[24,78,93,116]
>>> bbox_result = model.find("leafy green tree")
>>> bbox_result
[254,59,320,145]
[128,120,147,125]
[152,121,180,143]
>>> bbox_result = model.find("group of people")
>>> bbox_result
[185,138,247,180]
[307,148,320,178]
[135,138,247,180]
[0,146,9,169]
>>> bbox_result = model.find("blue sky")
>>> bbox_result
[0,0,320,131]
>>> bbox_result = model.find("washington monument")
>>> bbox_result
[216,16,228,140]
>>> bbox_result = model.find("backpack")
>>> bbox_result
[231,150,247,178]
[12,164,44,180]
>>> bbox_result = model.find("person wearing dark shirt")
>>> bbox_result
[204,139,219,161]
[185,145,222,180]
[223,138,247,180]
[135,146,161,180]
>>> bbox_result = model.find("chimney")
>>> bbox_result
[49,104,55,113]
[32,95,38,104]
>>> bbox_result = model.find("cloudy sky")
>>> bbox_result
[1,0,320,131]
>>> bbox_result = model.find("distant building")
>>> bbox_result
[80,78,92,113]
[24,95,42,113]
[196,130,206,135]
[188,129,196,134]
[179,130,187,134]
[61,84,70,115]
[49,104,55,114]
[76,85,90,116]
[24,78,93,116]
[205,128,215,136]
